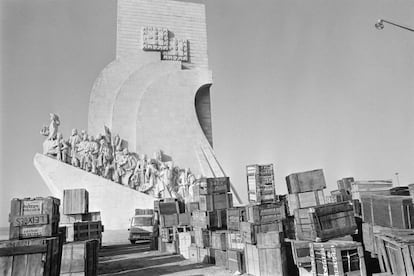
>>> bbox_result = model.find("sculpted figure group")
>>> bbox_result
[40,114,197,199]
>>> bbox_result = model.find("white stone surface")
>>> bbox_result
[33,153,155,232]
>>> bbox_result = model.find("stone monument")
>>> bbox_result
[34,0,238,235]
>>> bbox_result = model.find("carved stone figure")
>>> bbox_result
[56,133,69,163]
[48,113,60,140]
[77,131,90,170]
[87,135,100,174]
[114,148,137,185]
[69,129,81,167]
[98,137,113,178]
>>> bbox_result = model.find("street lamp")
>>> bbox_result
[375,19,414,32]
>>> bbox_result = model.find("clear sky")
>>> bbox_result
[1,0,414,226]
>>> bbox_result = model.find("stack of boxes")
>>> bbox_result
[60,189,104,246]
[59,189,101,275]
[0,196,64,275]
[286,169,365,276]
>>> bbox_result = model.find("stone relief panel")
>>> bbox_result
[162,39,189,62]
[141,26,169,51]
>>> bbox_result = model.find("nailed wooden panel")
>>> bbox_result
[63,189,89,215]
[60,240,99,275]
[286,169,326,194]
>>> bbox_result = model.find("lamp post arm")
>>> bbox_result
[381,19,414,32]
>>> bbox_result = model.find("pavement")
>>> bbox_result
[98,242,237,276]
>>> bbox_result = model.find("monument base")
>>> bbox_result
[33,153,156,243]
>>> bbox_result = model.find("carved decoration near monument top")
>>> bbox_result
[162,39,189,62]
[141,26,169,51]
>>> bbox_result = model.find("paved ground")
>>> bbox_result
[98,242,237,276]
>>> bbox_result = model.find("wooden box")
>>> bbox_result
[389,186,410,196]
[287,190,325,216]
[62,221,103,245]
[211,231,227,250]
[245,243,288,276]
[310,241,366,276]
[178,213,191,226]
[188,245,212,264]
[361,195,414,229]
[228,249,245,273]
[199,177,230,195]
[160,214,179,227]
[191,209,227,230]
[375,231,414,276]
[60,212,101,224]
[247,164,276,204]
[351,180,392,201]
[288,239,312,268]
[178,232,191,259]
[186,202,199,213]
[215,249,228,268]
[158,238,177,254]
[0,236,63,276]
[227,230,244,250]
[135,209,154,215]
[160,227,174,243]
[159,199,181,215]
[9,197,60,239]
[294,202,357,242]
[240,221,282,245]
[256,230,283,248]
[63,189,89,215]
[194,228,210,248]
[60,239,98,276]
[286,169,326,194]
[246,201,286,224]
[199,192,233,211]
[227,207,246,231]
[337,177,355,192]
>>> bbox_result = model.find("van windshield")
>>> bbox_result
[132,217,153,226]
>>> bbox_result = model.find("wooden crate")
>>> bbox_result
[246,201,286,224]
[60,212,101,224]
[60,239,98,276]
[199,177,230,195]
[188,245,212,264]
[194,228,210,248]
[294,202,357,242]
[389,186,410,196]
[199,192,233,211]
[375,231,414,276]
[211,231,227,250]
[160,227,174,243]
[351,180,392,201]
[361,195,414,229]
[191,209,227,230]
[309,241,366,276]
[160,214,179,227]
[227,207,246,231]
[286,169,326,194]
[0,236,63,276]
[178,213,191,226]
[227,230,244,250]
[245,243,288,276]
[256,230,283,248]
[215,249,228,268]
[330,189,352,203]
[247,164,276,204]
[186,202,199,213]
[9,197,60,239]
[287,190,325,216]
[158,199,181,215]
[63,189,89,215]
[287,239,312,268]
[337,177,355,192]
[135,209,154,215]
[228,249,245,273]
[283,216,296,239]
[178,232,191,259]
[158,238,177,254]
[240,221,282,245]
[62,221,103,245]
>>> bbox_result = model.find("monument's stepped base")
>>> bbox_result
[33,153,156,234]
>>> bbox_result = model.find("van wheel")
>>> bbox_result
[130,240,136,244]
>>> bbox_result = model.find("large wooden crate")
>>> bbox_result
[62,221,103,245]
[0,236,63,276]
[60,212,101,224]
[351,180,392,201]
[158,198,183,215]
[9,197,60,239]
[247,164,276,203]
[60,239,99,276]
[211,231,227,250]
[361,195,414,229]
[191,209,227,230]
[194,227,210,248]
[188,245,213,264]
[337,177,355,192]
[245,243,288,276]
[135,209,154,215]
[246,201,286,224]
[375,232,414,276]
[199,192,233,211]
[160,214,179,227]
[178,232,191,259]
[286,169,326,194]
[294,202,357,242]
[158,237,177,254]
[310,241,366,276]
[214,249,228,268]
[287,190,325,216]
[227,207,246,231]
[63,189,89,215]
[240,221,282,245]
[186,202,199,213]
[256,230,283,248]
[178,213,191,226]
[160,227,174,243]
[227,230,244,250]
[199,177,230,195]
[287,239,312,268]
[228,249,246,273]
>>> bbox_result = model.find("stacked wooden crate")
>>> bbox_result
[60,189,104,246]
[1,197,64,275]
[285,170,364,276]
[155,198,186,255]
